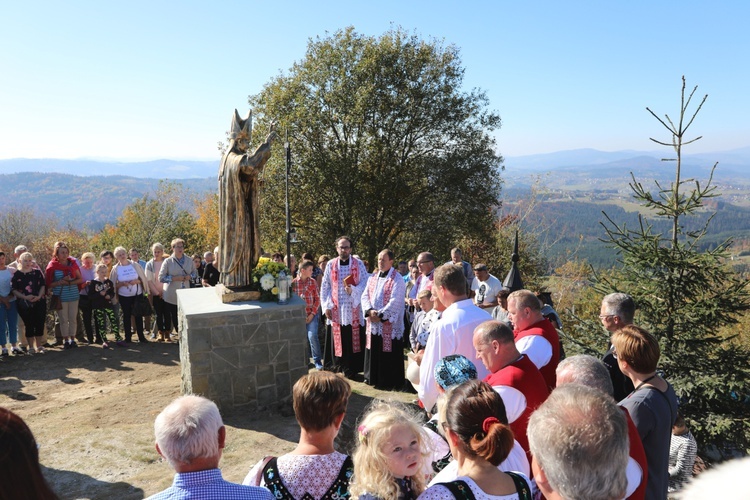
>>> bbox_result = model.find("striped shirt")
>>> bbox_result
[51,269,80,302]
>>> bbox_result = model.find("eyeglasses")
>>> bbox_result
[417,260,432,265]
[338,246,350,250]
[598,314,615,320]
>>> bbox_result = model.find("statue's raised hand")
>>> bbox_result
[266,121,279,143]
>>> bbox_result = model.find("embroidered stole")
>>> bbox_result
[415,271,434,295]
[330,257,361,357]
[365,267,397,353]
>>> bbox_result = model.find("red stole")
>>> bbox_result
[330,257,361,357]
[365,267,397,352]
[414,271,434,294]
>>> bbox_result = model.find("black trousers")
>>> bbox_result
[152,295,172,332]
[331,324,364,378]
[165,302,179,334]
[364,334,405,390]
[78,294,95,342]
[118,295,145,342]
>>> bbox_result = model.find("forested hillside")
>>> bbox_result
[0,172,215,229]
[505,195,750,268]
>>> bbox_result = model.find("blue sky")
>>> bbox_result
[1,1,748,160]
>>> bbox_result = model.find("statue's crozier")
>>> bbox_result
[218,110,277,289]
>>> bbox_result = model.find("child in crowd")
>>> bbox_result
[409,289,439,352]
[293,260,322,370]
[669,412,698,493]
[89,264,124,348]
[351,401,429,500]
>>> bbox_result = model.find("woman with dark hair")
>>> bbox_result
[190,254,204,288]
[0,407,59,499]
[418,380,532,499]
[45,242,82,349]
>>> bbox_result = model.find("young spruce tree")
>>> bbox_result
[597,77,750,457]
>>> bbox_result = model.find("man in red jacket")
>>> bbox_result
[473,320,550,462]
[507,289,560,390]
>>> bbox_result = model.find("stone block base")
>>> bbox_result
[176,287,307,411]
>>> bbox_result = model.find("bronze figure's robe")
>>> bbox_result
[218,140,273,288]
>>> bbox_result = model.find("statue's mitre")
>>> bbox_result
[230,109,252,140]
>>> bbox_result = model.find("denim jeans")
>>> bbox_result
[0,300,19,345]
[306,313,322,366]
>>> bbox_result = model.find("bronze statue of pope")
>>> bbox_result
[218,110,277,289]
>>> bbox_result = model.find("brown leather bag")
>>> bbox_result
[49,295,63,311]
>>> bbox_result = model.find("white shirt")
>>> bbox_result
[471,274,504,307]
[515,336,553,371]
[418,299,492,410]
[116,264,139,297]
[420,474,533,500]
[428,440,530,485]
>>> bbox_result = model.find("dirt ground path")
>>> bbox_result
[0,341,414,499]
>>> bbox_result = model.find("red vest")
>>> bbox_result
[484,355,550,461]
[623,407,648,500]
[514,319,560,390]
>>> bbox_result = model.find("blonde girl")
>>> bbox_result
[351,401,429,500]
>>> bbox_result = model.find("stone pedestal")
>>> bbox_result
[176,287,307,411]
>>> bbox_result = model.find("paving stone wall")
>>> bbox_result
[176,287,307,411]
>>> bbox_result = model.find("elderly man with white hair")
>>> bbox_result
[556,355,648,500]
[528,384,630,500]
[149,395,273,500]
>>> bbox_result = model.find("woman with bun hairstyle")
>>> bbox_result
[418,379,532,499]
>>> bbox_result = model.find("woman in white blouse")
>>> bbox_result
[110,246,149,343]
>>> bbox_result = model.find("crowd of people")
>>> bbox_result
[1,235,711,499]
[285,236,702,499]
[0,240,221,355]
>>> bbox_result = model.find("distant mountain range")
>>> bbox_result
[504,146,750,171]
[503,147,750,187]
[0,158,220,179]
[1,147,748,249]
[2,146,749,181]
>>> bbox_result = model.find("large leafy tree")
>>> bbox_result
[597,77,750,456]
[248,27,503,263]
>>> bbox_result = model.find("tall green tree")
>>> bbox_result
[597,77,750,456]
[248,26,503,263]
